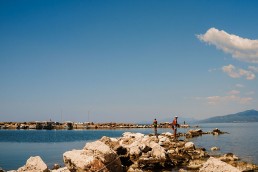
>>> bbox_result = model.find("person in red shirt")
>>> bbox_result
[172,116,180,139]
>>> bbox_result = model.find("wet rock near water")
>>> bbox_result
[185,128,229,139]
[219,153,239,162]
[185,129,204,138]
[7,156,49,172]
[212,128,229,135]
[210,146,220,151]
[52,164,61,170]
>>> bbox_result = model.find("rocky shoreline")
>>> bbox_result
[1,128,258,172]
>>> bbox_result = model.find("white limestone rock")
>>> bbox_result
[63,140,122,172]
[63,149,108,172]
[17,156,48,172]
[84,140,120,164]
[199,157,241,172]
[158,135,171,146]
[184,142,195,150]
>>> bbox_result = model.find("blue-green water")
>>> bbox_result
[0,123,257,170]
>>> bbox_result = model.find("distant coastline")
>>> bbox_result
[198,109,258,123]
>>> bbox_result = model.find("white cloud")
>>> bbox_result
[248,66,258,72]
[222,64,255,80]
[207,95,253,105]
[197,28,258,63]
[208,68,217,72]
[246,91,255,95]
[227,90,240,95]
[235,84,244,88]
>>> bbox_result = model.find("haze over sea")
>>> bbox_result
[0,122,258,171]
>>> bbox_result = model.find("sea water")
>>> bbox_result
[0,123,257,170]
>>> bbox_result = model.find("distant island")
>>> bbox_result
[198,109,258,123]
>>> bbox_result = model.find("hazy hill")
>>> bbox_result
[139,117,198,124]
[199,109,258,123]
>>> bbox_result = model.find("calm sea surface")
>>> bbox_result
[0,123,257,170]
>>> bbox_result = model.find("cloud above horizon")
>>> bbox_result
[227,90,240,95]
[195,90,253,105]
[222,64,255,80]
[235,84,244,88]
[248,66,258,72]
[197,28,258,63]
[207,95,253,105]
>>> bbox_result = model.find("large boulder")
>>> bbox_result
[63,149,107,172]
[17,156,48,172]
[199,157,241,172]
[149,141,166,160]
[84,140,120,165]
[186,129,203,138]
[119,134,147,162]
[100,136,120,150]
[63,140,122,172]
[137,137,167,168]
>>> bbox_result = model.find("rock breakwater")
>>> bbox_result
[0,121,190,130]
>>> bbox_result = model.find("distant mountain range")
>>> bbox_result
[198,109,258,123]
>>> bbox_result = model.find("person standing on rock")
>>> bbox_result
[153,118,158,138]
[172,116,180,139]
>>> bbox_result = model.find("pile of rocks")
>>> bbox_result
[185,128,229,138]
[5,131,258,172]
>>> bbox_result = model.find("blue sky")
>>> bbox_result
[1,0,258,122]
